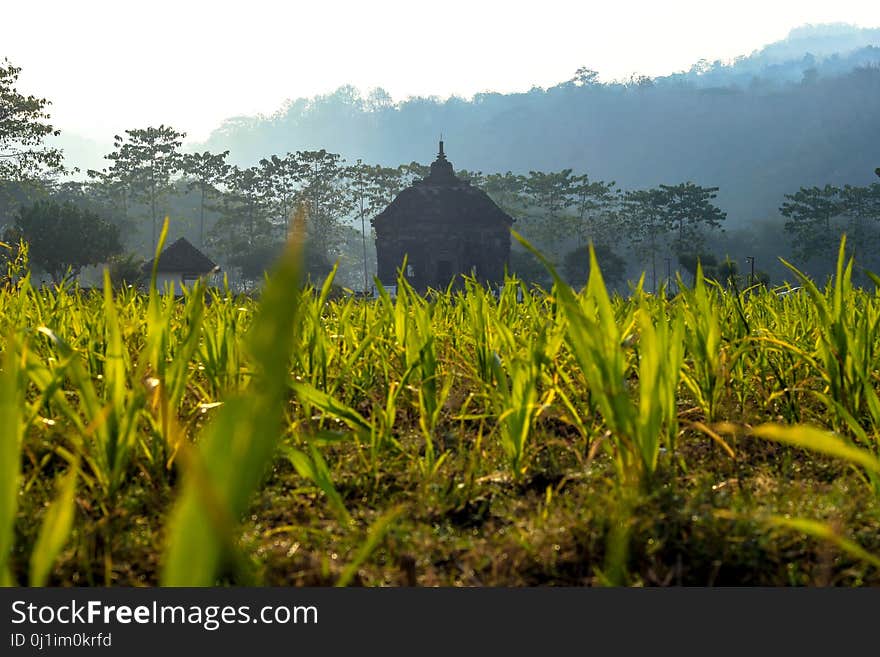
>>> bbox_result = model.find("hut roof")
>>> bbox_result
[371,142,514,230]
[142,237,218,275]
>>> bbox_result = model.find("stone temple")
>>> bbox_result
[371,142,513,292]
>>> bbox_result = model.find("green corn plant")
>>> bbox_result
[335,505,404,587]
[517,233,682,490]
[22,275,143,506]
[489,341,543,479]
[161,206,307,586]
[0,336,23,586]
[282,444,351,525]
[137,219,208,470]
[296,264,338,390]
[144,280,206,469]
[2,334,80,587]
[384,269,452,473]
[781,237,880,448]
[412,299,453,474]
[29,463,78,586]
[292,349,413,489]
[198,283,249,398]
[463,278,496,386]
[751,423,880,567]
[678,264,729,422]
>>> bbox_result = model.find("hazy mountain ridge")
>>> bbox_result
[57,24,880,229]
[671,23,880,87]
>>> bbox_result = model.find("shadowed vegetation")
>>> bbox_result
[1,232,880,587]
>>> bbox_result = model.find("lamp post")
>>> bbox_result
[745,256,755,286]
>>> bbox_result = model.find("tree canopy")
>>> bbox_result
[0,58,64,182]
[12,200,121,282]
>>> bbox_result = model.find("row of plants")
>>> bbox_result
[1,224,879,585]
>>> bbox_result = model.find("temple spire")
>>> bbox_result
[428,138,455,183]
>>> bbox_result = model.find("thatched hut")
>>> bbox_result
[142,237,219,294]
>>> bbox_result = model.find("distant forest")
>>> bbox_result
[4,24,880,291]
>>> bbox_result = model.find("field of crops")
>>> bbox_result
[2,226,880,587]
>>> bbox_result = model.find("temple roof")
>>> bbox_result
[424,140,457,184]
[372,142,514,229]
[142,237,218,274]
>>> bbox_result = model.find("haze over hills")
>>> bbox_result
[203,23,876,226]
[54,23,880,232]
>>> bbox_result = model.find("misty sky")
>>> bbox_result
[5,1,880,142]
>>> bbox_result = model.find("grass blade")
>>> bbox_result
[29,464,78,586]
[161,205,306,586]
[0,338,22,586]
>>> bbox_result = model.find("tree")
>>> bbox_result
[210,165,276,285]
[256,152,305,234]
[14,200,121,282]
[569,175,618,246]
[657,183,726,263]
[524,170,576,224]
[482,172,525,218]
[181,150,231,248]
[230,241,284,283]
[456,168,485,188]
[85,164,135,238]
[346,159,379,293]
[839,184,880,264]
[623,188,669,292]
[522,170,578,252]
[399,161,428,186]
[715,256,739,288]
[365,87,394,112]
[296,150,351,266]
[508,248,552,289]
[104,125,186,248]
[563,242,627,289]
[570,67,600,87]
[678,252,719,284]
[108,253,146,287]
[0,58,64,182]
[780,184,841,262]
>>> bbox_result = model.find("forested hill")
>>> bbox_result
[197,24,880,227]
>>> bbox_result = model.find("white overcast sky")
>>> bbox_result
[5,0,880,142]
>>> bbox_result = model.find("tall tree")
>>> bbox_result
[369,165,407,207]
[658,182,726,255]
[524,170,576,223]
[623,188,669,292]
[346,159,374,292]
[105,125,185,248]
[569,67,601,87]
[210,165,277,286]
[522,169,578,252]
[181,150,231,248]
[256,152,305,235]
[570,175,618,246]
[85,164,135,237]
[838,184,880,264]
[482,172,525,218]
[296,149,351,266]
[456,168,485,187]
[0,58,64,182]
[780,184,842,262]
[400,161,429,186]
